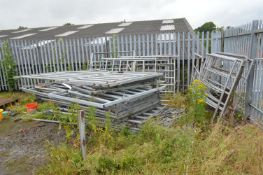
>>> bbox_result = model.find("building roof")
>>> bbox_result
[0,18,193,41]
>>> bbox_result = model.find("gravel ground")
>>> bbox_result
[0,119,65,175]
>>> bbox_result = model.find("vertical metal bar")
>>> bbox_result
[84,38,89,69]
[150,33,154,55]
[182,32,185,90]
[13,40,23,86]
[28,40,36,75]
[65,38,70,71]
[196,32,200,69]
[46,39,53,72]
[129,34,132,56]
[187,32,191,86]
[120,35,124,56]
[155,33,158,55]
[138,34,141,56]
[163,33,166,55]
[160,33,163,55]
[117,35,120,57]
[49,39,57,72]
[177,33,180,92]
[22,40,31,85]
[168,32,172,55]
[172,32,176,92]
[133,34,136,56]
[201,31,205,62]
[70,39,75,70]
[88,38,93,67]
[53,39,60,72]
[80,38,85,69]
[77,38,82,70]
[206,32,209,54]
[146,34,149,56]
[245,20,259,118]
[191,33,195,80]
[125,35,128,56]
[72,39,77,71]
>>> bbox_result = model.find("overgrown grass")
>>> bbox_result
[36,120,263,175]
[163,92,186,109]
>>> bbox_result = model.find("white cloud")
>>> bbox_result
[0,0,262,30]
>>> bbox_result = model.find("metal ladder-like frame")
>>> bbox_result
[98,56,178,93]
[199,53,247,121]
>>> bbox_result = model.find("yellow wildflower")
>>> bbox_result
[192,79,201,85]
[191,79,206,91]
[197,99,205,104]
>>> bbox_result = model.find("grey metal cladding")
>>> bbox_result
[0,18,192,40]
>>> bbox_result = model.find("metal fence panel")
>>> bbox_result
[0,31,216,92]
[223,20,263,121]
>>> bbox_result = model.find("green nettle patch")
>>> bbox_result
[1,41,17,91]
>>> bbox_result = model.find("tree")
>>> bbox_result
[63,23,74,26]
[1,41,17,91]
[195,22,217,33]
[18,26,28,29]
[194,22,221,53]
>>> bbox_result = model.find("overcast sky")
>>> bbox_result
[0,0,262,30]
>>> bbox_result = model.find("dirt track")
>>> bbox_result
[0,119,65,175]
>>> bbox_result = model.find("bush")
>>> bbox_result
[1,41,17,91]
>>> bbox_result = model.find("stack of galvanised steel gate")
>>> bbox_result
[17,71,166,128]
[91,55,178,93]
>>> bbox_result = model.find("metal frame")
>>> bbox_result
[91,55,178,92]
[18,70,165,121]
[16,71,162,89]
[22,85,165,109]
[196,53,250,120]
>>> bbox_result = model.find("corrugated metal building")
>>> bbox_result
[0,18,193,40]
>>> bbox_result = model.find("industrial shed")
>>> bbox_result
[0,18,193,40]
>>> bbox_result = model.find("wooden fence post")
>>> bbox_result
[245,20,259,118]
[78,110,86,160]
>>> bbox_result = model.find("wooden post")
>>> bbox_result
[78,110,86,160]
[245,20,259,118]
